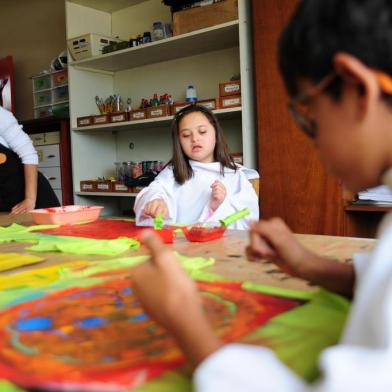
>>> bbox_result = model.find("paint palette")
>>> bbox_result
[30,205,104,225]
[182,224,226,242]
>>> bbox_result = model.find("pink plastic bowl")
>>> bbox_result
[30,205,104,225]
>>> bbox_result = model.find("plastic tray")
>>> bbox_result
[182,225,226,242]
[30,205,104,225]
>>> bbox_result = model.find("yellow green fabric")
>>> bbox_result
[0,253,44,272]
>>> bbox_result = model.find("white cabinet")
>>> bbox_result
[66,0,256,216]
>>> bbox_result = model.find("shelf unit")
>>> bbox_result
[66,0,255,216]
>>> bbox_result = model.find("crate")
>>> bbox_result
[92,114,110,125]
[77,116,93,127]
[197,98,219,110]
[146,105,171,119]
[219,94,241,109]
[173,0,238,36]
[68,33,123,61]
[171,101,191,115]
[219,80,241,97]
[129,109,147,121]
[96,180,113,192]
[110,112,128,123]
[80,180,97,192]
[34,106,52,119]
[112,181,132,193]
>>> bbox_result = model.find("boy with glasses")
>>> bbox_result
[132,0,392,390]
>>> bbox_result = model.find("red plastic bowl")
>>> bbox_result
[182,225,226,242]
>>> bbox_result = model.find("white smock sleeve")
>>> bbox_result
[134,167,176,226]
[0,106,38,165]
[199,166,259,229]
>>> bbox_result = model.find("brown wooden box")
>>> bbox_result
[112,181,132,193]
[92,114,110,125]
[219,94,241,109]
[197,98,219,110]
[129,108,147,121]
[110,112,128,123]
[146,105,171,119]
[173,0,238,36]
[231,152,243,165]
[80,180,97,192]
[219,80,241,97]
[95,180,113,192]
[77,116,93,127]
[171,101,191,115]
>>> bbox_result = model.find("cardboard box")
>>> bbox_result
[77,116,93,127]
[171,101,191,115]
[96,180,113,192]
[80,180,97,192]
[112,181,132,193]
[146,105,171,119]
[68,33,123,61]
[219,94,241,108]
[92,114,110,125]
[173,0,238,36]
[129,109,147,121]
[197,98,219,110]
[110,112,128,123]
[219,80,241,97]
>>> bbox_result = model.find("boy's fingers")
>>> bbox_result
[142,230,174,268]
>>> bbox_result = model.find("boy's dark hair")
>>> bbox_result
[169,105,236,184]
[279,0,392,102]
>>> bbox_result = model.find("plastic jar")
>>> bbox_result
[186,85,197,102]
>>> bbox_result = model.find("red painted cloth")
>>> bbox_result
[38,219,175,243]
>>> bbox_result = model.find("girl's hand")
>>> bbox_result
[132,232,223,365]
[210,180,226,211]
[10,198,36,215]
[246,218,314,279]
[143,198,169,218]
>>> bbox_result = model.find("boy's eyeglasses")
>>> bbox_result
[289,69,392,139]
[288,72,337,139]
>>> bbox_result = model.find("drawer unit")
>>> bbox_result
[37,144,60,168]
[39,166,62,190]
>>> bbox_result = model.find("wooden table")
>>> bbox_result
[0,214,376,292]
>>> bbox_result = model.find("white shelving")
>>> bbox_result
[66,0,256,216]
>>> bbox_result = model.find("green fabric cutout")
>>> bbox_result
[242,281,316,301]
[134,371,192,392]
[27,235,140,256]
[220,208,251,227]
[0,223,58,244]
[243,289,350,382]
[153,214,164,230]
[0,380,26,392]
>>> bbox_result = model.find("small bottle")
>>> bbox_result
[142,31,152,44]
[186,85,197,102]
[152,21,164,41]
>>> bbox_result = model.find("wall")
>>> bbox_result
[0,0,66,120]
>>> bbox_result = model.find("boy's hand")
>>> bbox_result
[246,217,314,279]
[143,198,169,219]
[132,231,223,365]
[210,180,226,211]
[10,198,36,215]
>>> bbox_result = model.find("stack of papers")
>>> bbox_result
[357,185,392,204]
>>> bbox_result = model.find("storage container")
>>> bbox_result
[173,0,238,36]
[110,112,128,123]
[129,109,147,121]
[219,94,241,109]
[34,90,52,107]
[219,80,241,97]
[52,69,68,87]
[197,98,219,110]
[77,116,93,127]
[146,105,170,119]
[80,180,97,192]
[30,205,103,225]
[68,33,123,61]
[53,86,69,103]
[34,106,52,119]
[32,74,51,91]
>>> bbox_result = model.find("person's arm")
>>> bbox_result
[132,232,224,366]
[246,218,354,297]
[11,164,37,214]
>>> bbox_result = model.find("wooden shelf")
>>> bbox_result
[345,204,392,212]
[72,107,242,132]
[75,191,138,197]
[69,21,239,73]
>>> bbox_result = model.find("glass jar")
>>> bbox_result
[123,161,133,180]
[114,162,124,181]
[152,21,164,41]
